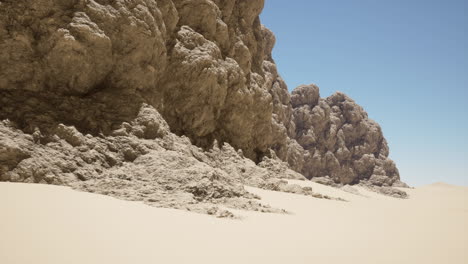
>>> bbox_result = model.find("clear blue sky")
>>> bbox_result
[260,0,468,187]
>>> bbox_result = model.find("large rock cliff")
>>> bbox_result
[0,0,406,213]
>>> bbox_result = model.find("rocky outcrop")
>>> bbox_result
[0,0,405,213]
[0,0,288,162]
[0,104,307,216]
[289,85,402,186]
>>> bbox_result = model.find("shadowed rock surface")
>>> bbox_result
[289,85,403,186]
[0,0,406,214]
[0,105,306,216]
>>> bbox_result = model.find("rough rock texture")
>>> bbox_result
[0,105,308,216]
[290,85,403,186]
[0,0,287,162]
[0,0,406,213]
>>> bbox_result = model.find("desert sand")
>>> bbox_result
[1,181,467,264]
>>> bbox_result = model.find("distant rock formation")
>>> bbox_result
[0,0,406,213]
[288,85,400,186]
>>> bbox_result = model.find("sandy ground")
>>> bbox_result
[1,181,467,264]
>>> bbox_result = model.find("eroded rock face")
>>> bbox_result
[0,0,404,210]
[0,104,305,216]
[290,85,401,185]
[0,0,288,162]
[0,0,175,94]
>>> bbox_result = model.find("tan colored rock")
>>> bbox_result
[0,0,405,215]
[291,85,400,186]
[291,84,320,108]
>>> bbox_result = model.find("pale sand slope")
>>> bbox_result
[1,181,467,264]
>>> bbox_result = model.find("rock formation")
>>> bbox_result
[289,85,401,186]
[0,105,308,216]
[0,0,406,214]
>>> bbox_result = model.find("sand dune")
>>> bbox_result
[1,181,467,264]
